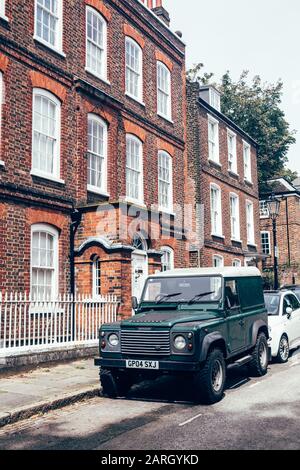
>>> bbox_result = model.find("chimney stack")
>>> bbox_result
[142,1,170,27]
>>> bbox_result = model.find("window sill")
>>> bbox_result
[123,197,147,209]
[211,233,225,240]
[87,185,110,197]
[228,170,239,177]
[33,36,66,58]
[157,112,173,124]
[247,242,257,248]
[0,14,9,22]
[231,238,242,244]
[208,158,222,169]
[0,160,5,167]
[244,178,253,186]
[158,207,175,216]
[85,68,110,86]
[31,170,65,185]
[125,92,145,107]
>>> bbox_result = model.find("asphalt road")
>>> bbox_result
[1,349,300,450]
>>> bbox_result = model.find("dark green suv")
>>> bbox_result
[95,267,269,404]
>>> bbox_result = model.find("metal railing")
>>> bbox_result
[0,293,119,354]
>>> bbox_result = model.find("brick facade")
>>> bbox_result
[0,0,187,317]
[186,82,262,268]
[260,179,300,287]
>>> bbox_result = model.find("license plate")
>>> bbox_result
[126,360,159,370]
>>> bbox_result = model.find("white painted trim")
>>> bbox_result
[213,254,224,268]
[229,192,241,242]
[126,133,144,206]
[161,246,175,271]
[157,61,172,121]
[245,199,255,246]
[0,0,8,21]
[85,68,111,86]
[210,183,223,238]
[32,88,62,181]
[30,170,65,185]
[30,223,59,300]
[87,185,110,197]
[86,6,108,82]
[243,140,252,183]
[227,128,237,174]
[87,113,108,194]
[34,0,64,55]
[158,150,173,214]
[125,36,143,103]
[125,92,145,107]
[261,230,271,256]
[208,114,220,164]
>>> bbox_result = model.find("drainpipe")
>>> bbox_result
[70,209,82,340]
[285,198,291,267]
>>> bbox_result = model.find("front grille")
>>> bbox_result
[121,330,170,356]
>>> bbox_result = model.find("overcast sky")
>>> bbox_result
[164,0,300,175]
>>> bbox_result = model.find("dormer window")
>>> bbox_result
[200,86,221,112]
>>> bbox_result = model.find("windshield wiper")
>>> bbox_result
[188,291,215,305]
[156,292,182,304]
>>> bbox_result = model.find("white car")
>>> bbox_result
[264,291,300,363]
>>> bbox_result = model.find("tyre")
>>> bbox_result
[276,335,290,363]
[100,369,132,398]
[193,348,226,404]
[248,332,269,377]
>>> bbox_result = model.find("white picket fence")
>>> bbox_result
[0,293,119,355]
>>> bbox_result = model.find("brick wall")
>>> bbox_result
[187,82,261,267]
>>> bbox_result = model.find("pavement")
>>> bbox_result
[0,349,300,450]
[0,358,99,428]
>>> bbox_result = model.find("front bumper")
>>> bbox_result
[95,357,201,372]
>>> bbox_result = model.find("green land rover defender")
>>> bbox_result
[95,267,269,404]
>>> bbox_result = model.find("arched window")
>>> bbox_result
[213,255,224,268]
[132,233,147,252]
[92,257,101,298]
[87,114,108,194]
[126,134,143,204]
[34,0,63,52]
[32,88,61,179]
[161,246,174,272]
[157,61,171,120]
[31,224,59,300]
[158,150,173,212]
[125,37,143,102]
[86,6,107,80]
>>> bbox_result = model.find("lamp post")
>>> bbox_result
[267,194,281,290]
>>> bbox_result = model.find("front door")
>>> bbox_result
[131,252,148,303]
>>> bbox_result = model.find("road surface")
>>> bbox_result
[0,349,299,450]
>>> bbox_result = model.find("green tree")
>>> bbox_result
[187,65,297,192]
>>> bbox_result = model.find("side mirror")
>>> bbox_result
[285,307,293,318]
[132,296,138,311]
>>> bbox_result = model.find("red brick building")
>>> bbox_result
[0,0,188,317]
[260,178,300,287]
[187,82,262,268]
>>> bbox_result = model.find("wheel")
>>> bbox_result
[248,332,269,377]
[276,335,290,363]
[193,348,226,404]
[100,369,132,398]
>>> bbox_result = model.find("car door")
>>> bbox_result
[225,280,246,353]
[282,294,300,348]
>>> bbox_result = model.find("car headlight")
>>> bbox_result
[174,335,187,351]
[108,333,119,347]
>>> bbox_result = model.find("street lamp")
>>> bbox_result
[267,194,281,290]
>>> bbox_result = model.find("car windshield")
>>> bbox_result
[292,289,300,301]
[264,293,280,316]
[142,276,222,304]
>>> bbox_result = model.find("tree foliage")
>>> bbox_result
[187,65,297,192]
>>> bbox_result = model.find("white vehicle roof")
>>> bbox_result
[150,267,261,279]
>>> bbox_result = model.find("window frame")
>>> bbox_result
[229,192,241,241]
[259,200,270,218]
[243,140,252,183]
[87,113,108,195]
[92,257,102,299]
[246,200,256,246]
[125,133,144,205]
[30,223,59,300]
[210,183,223,237]
[232,259,242,268]
[261,231,271,255]
[213,254,224,268]
[227,129,237,174]
[125,36,143,103]
[161,246,174,272]
[34,0,64,55]
[208,115,220,164]
[85,6,108,82]
[31,88,62,182]
[157,61,172,121]
[158,150,173,213]
[0,0,8,20]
